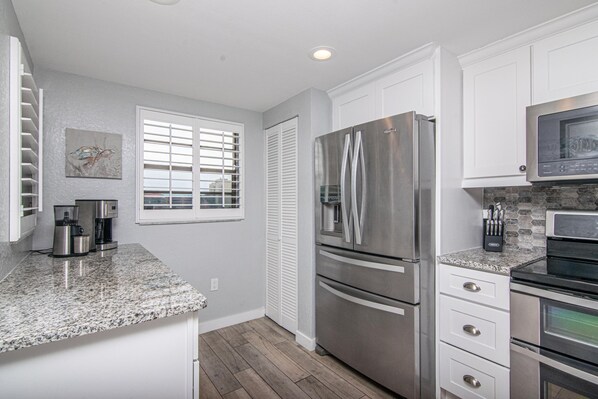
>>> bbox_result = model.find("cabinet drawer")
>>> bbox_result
[440,295,510,367]
[439,264,510,310]
[440,342,509,399]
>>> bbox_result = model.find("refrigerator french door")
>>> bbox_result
[314,112,435,399]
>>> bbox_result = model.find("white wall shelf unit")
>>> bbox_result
[9,36,43,242]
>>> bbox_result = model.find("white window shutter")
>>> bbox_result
[265,124,281,324]
[279,119,298,333]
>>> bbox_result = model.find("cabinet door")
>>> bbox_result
[533,20,598,104]
[375,60,434,118]
[331,83,375,130]
[463,47,530,184]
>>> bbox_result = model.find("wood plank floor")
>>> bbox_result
[199,317,400,399]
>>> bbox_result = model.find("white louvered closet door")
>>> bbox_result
[265,118,298,333]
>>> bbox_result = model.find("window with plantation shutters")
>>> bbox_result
[136,107,244,224]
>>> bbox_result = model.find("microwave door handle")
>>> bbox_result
[511,342,598,385]
[340,133,352,243]
[351,131,363,245]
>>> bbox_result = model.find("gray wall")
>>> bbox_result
[0,0,34,280]
[33,69,266,323]
[263,88,331,340]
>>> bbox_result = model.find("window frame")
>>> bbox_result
[136,106,245,224]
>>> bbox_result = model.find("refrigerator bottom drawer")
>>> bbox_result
[316,276,419,398]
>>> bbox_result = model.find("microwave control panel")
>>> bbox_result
[539,160,598,177]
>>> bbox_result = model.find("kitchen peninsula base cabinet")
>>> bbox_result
[0,245,205,399]
[0,311,199,399]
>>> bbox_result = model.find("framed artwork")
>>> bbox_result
[65,128,122,179]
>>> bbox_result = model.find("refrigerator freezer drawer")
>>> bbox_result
[316,276,419,399]
[316,245,419,304]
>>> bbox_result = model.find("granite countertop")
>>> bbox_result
[0,244,206,354]
[438,247,546,275]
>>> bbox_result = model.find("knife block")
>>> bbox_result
[483,219,504,252]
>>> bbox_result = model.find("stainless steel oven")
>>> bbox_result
[510,210,598,399]
[527,91,598,182]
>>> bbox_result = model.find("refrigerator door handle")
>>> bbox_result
[318,281,405,315]
[340,133,352,243]
[352,131,365,244]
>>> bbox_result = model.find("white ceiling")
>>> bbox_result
[12,0,598,112]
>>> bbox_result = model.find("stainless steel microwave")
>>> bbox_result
[527,91,598,182]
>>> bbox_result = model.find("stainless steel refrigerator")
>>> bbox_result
[314,112,435,399]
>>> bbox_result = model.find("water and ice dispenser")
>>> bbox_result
[319,185,342,234]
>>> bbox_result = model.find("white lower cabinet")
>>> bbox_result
[440,342,510,399]
[439,295,510,367]
[439,263,510,399]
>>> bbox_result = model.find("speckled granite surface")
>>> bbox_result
[0,244,206,353]
[438,247,545,275]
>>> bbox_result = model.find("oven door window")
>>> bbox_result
[541,363,598,399]
[541,299,598,365]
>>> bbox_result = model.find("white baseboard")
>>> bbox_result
[198,307,265,334]
[295,330,316,351]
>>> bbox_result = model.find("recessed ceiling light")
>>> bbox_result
[310,46,335,61]
[150,0,181,5]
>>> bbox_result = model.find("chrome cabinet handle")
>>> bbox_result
[463,324,481,336]
[340,133,352,243]
[463,375,481,388]
[463,282,481,292]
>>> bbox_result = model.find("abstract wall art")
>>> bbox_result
[65,128,122,179]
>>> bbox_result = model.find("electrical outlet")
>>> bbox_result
[210,278,218,291]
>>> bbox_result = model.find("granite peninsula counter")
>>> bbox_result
[0,244,206,398]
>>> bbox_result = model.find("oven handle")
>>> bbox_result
[511,342,598,385]
[510,283,598,311]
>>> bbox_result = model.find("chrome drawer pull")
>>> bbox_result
[463,375,481,388]
[463,282,481,292]
[463,324,481,336]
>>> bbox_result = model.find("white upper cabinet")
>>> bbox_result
[533,20,598,104]
[462,47,530,187]
[329,45,436,131]
[375,60,434,118]
[331,83,375,130]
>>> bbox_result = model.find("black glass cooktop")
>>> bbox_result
[511,258,598,297]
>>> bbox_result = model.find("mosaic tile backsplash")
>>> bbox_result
[483,184,598,250]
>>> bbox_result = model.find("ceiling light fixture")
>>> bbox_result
[310,46,335,61]
[150,0,181,5]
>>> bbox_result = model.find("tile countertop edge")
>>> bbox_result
[0,243,207,354]
[437,247,546,276]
